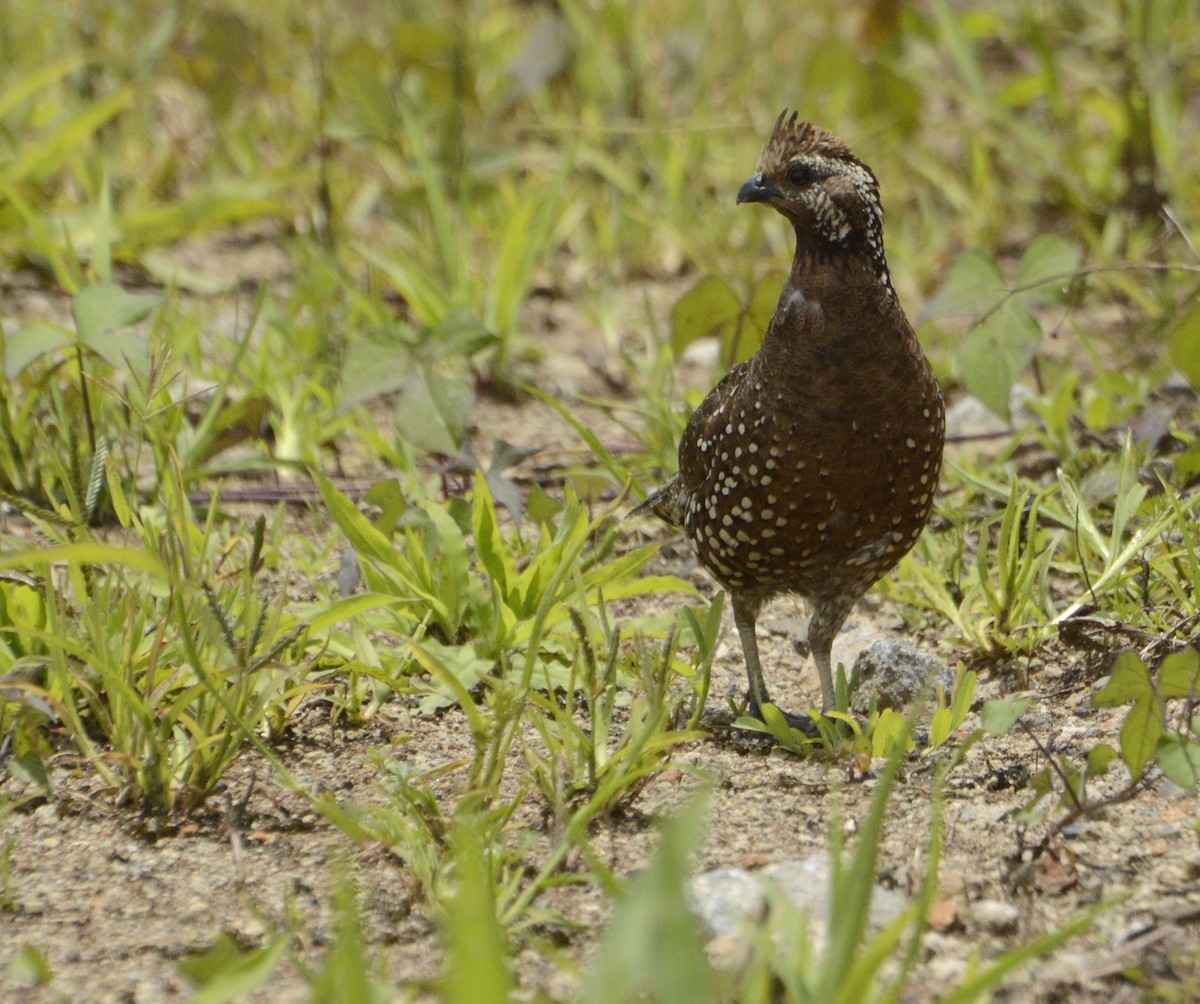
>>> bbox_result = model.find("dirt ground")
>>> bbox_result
[1,259,1199,1002]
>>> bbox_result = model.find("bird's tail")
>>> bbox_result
[627,476,685,527]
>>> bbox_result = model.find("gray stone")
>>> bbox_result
[686,867,767,936]
[849,639,954,714]
[687,855,909,971]
[969,898,1021,935]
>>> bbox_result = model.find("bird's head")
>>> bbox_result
[738,111,886,273]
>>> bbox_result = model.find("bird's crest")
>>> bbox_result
[758,110,855,176]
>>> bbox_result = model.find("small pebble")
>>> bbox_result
[970,898,1021,935]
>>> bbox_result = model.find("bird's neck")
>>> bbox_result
[788,225,895,300]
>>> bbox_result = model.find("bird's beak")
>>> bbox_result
[737,173,780,204]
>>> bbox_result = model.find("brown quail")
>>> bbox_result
[633,112,945,722]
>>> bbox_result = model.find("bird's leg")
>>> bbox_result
[732,595,771,717]
[734,595,818,734]
[812,644,837,713]
[809,599,854,712]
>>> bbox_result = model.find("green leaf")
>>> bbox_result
[430,309,497,359]
[669,275,740,357]
[928,706,952,749]
[6,944,54,986]
[120,182,291,253]
[361,246,451,328]
[580,792,715,1004]
[525,483,563,526]
[1092,650,1154,707]
[921,248,1004,320]
[363,479,408,537]
[0,543,165,577]
[311,470,398,569]
[980,695,1034,735]
[1014,234,1082,306]
[0,52,86,121]
[394,370,474,455]
[954,299,1041,418]
[725,273,782,365]
[3,321,74,378]
[1169,298,1200,389]
[1085,743,1119,778]
[473,474,518,602]
[304,593,408,635]
[70,282,161,373]
[1120,697,1163,781]
[873,707,911,757]
[949,668,976,729]
[339,327,417,410]
[1156,732,1200,790]
[441,818,514,1004]
[1,87,133,186]
[424,501,469,627]
[181,935,288,1004]
[1159,649,1200,699]
[9,750,52,794]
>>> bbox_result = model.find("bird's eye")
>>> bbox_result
[787,164,814,186]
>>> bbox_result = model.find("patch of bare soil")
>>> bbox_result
[2,271,1199,1003]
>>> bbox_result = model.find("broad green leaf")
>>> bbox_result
[304,593,410,635]
[394,370,474,455]
[670,275,740,357]
[183,935,289,1004]
[1159,648,1200,698]
[873,707,911,757]
[1169,298,1200,389]
[406,639,489,731]
[70,282,161,373]
[339,326,417,410]
[363,479,407,537]
[1156,732,1200,790]
[954,299,1041,418]
[1014,234,1082,305]
[921,248,1004,321]
[1120,697,1163,781]
[949,668,976,728]
[3,321,74,378]
[980,695,1033,734]
[1092,650,1154,707]
[9,750,52,794]
[430,309,496,359]
[1085,743,1119,778]
[928,706,952,749]
[6,944,53,986]
[424,500,469,627]
[526,483,563,525]
[724,272,783,365]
